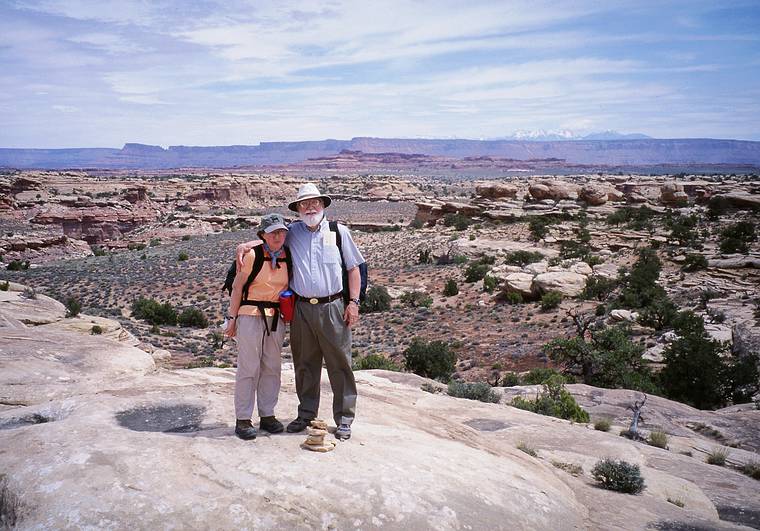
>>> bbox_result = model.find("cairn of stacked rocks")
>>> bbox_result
[301,419,336,452]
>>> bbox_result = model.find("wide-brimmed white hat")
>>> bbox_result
[288,182,332,212]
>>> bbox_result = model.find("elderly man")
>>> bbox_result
[237,183,364,440]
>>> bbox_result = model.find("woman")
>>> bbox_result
[225,213,290,440]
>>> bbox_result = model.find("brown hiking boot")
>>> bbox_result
[235,419,257,440]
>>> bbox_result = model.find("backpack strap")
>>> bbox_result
[241,245,265,303]
[283,244,293,281]
[329,221,346,267]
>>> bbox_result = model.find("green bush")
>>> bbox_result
[91,325,104,335]
[522,367,565,385]
[482,275,497,293]
[353,354,402,371]
[91,246,107,257]
[418,249,432,264]
[504,250,544,266]
[65,297,81,318]
[181,235,191,241]
[127,242,147,251]
[464,262,490,283]
[177,307,208,328]
[505,292,523,305]
[403,338,457,381]
[682,253,708,272]
[131,297,177,326]
[510,375,589,423]
[442,279,459,296]
[399,291,433,308]
[719,221,756,254]
[582,276,618,301]
[362,285,392,313]
[665,212,702,248]
[594,418,612,432]
[0,280,8,291]
[528,217,558,241]
[7,260,30,271]
[648,430,669,449]
[178,251,189,261]
[443,213,472,231]
[637,296,678,330]
[591,459,645,494]
[540,291,562,311]
[447,381,500,403]
[617,247,665,309]
[499,372,521,386]
[606,206,660,231]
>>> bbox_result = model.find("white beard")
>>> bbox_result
[300,212,323,228]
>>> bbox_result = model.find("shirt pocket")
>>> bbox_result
[323,244,341,264]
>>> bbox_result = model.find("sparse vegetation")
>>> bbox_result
[64,297,81,318]
[399,290,433,308]
[482,275,497,293]
[706,448,729,466]
[177,251,189,261]
[594,418,612,432]
[540,291,562,311]
[510,375,589,423]
[516,441,537,457]
[741,461,760,481]
[362,285,392,313]
[648,430,669,449]
[7,260,30,271]
[719,221,756,254]
[442,279,459,296]
[177,307,208,328]
[551,460,583,476]
[505,292,523,305]
[353,354,402,371]
[504,250,544,266]
[0,280,8,291]
[591,459,645,494]
[667,497,685,508]
[403,338,457,381]
[447,381,500,403]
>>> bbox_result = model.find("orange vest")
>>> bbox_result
[238,245,289,317]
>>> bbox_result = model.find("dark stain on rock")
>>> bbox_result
[717,505,760,529]
[115,404,206,433]
[0,413,52,430]
[463,418,508,432]
[646,521,720,531]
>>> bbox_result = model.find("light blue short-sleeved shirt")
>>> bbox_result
[287,216,365,298]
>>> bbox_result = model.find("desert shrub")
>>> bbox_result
[132,297,177,326]
[65,297,81,318]
[499,372,521,386]
[544,325,657,392]
[719,221,756,254]
[505,292,523,305]
[591,459,645,494]
[617,247,665,309]
[91,325,104,335]
[606,206,659,231]
[443,213,472,231]
[594,418,612,432]
[177,251,189,261]
[682,253,708,272]
[181,235,191,241]
[637,296,678,330]
[127,242,147,251]
[516,441,537,457]
[522,367,565,385]
[551,461,583,476]
[353,354,402,371]
[559,211,592,261]
[447,381,500,403]
[399,290,433,308]
[91,246,107,257]
[442,279,459,296]
[149,238,161,246]
[177,307,208,328]
[706,448,729,466]
[0,280,8,291]
[540,291,562,311]
[403,338,456,381]
[21,287,36,299]
[452,254,469,265]
[418,249,432,264]
[741,461,760,481]
[7,260,30,271]
[362,285,392,313]
[482,275,497,293]
[665,212,703,248]
[582,276,618,301]
[660,311,729,409]
[420,382,443,394]
[528,217,559,241]
[464,262,490,283]
[511,375,589,423]
[648,430,669,449]
[505,250,544,266]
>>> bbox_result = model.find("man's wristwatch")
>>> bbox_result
[349,298,360,306]
[226,315,236,320]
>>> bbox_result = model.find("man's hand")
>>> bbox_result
[224,318,237,338]
[343,301,360,328]
[235,242,254,269]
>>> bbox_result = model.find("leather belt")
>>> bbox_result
[294,292,343,304]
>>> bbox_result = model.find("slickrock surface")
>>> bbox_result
[1,298,759,530]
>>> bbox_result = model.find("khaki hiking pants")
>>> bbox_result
[234,314,284,420]
[291,298,356,426]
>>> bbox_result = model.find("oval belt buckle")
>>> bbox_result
[309,298,319,305]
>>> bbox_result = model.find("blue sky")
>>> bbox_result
[1,0,759,148]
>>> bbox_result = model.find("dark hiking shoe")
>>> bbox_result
[259,416,284,434]
[286,417,311,433]
[335,423,351,440]
[235,419,257,440]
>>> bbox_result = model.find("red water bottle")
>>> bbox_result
[279,290,294,323]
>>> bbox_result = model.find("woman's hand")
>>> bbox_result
[235,242,254,269]
[224,318,237,338]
